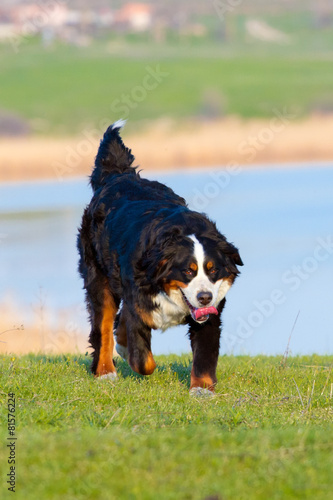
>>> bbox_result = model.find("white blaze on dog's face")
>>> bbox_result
[171,235,232,323]
[184,235,232,310]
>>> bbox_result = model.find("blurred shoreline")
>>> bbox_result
[0,116,332,183]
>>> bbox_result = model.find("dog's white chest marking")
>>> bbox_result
[152,290,188,331]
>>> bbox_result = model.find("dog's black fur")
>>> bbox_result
[77,122,243,391]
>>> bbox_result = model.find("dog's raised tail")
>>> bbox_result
[90,120,135,191]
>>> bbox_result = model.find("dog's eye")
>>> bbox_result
[184,269,194,276]
[209,268,218,275]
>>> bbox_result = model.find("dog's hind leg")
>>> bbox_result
[78,211,119,378]
[88,284,119,378]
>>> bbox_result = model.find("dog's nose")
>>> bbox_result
[197,291,213,306]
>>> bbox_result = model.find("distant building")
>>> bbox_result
[115,3,153,32]
[11,3,68,29]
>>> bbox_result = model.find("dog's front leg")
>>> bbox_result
[188,300,225,393]
[125,308,156,376]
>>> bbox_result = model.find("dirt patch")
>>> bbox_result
[0,115,332,183]
[0,321,89,355]
[0,301,89,355]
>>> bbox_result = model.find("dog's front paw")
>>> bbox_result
[98,372,118,381]
[189,387,215,398]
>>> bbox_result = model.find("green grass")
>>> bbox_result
[1,35,333,135]
[0,354,332,498]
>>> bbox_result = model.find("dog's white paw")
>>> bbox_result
[116,343,129,362]
[99,372,118,381]
[189,387,215,398]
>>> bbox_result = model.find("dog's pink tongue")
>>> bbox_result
[194,306,218,320]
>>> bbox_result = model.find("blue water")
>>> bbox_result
[1,164,333,356]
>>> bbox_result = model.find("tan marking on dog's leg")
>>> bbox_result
[144,352,157,375]
[131,351,157,376]
[96,288,117,378]
[190,368,215,392]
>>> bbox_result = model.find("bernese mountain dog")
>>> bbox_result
[77,120,243,394]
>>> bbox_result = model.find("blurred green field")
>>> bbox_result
[1,31,333,136]
[0,354,332,498]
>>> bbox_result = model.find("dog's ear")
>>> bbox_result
[154,257,171,280]
[137,226,179,283]
[217,239,243,272]
[230,247,243,267]
[146,226,191,286]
